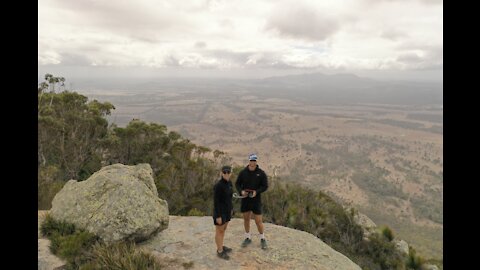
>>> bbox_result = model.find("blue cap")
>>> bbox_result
[248,153,258,161]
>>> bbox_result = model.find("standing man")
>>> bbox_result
[235,153,269,249]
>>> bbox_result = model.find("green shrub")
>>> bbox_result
[41,215,166,269]
[41,214,76,237]
[381,226,394,242]
[357,233,404,270]
[50,230,99,266]
[41,214,98,267]
[187,208,204,216]
[84,241,163,270]
[406,247,425,270]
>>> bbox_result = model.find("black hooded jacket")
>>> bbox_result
[235,165,268,201]
[213,177,233,218]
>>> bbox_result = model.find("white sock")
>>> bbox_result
[245,232,251,239]
[260,233,265,240]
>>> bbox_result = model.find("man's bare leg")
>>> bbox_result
[254,214,267,249]
[254,214,264,234]
[241,212,253,247]
[243,211,251,233]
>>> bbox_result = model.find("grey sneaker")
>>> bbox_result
[241,238,252,247]
[223,246,232,253]
[217,249,230,260]
[261,239,267,249]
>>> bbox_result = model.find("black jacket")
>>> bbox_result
[235,165,268,201]
[213,177,233,218]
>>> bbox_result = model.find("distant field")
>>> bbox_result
[86,87,443,259]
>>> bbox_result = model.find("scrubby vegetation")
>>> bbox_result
[41,214,167,269]
[260,180,406,270]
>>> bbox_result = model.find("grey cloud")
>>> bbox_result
[203,50,291,69]
[397,53,423,63]
[380,29,408,41]
[396,44,443,61]
[419,0,443,4]
[207,50,325,70]
[395,45,442,70]
[365,0,442,4]
[422,47,443,69]
[51,0,186,43]
[58,53,92,66]
[264,5,340,41]
[426,46,443,59]
[218,18,234,29]
[159,50,250,70]
[162,49,310,70]
[253,60,310,70]
[194,41,207,49]
[206,49,251,63]
[163,55,181,67]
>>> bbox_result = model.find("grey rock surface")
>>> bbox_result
[140,216,362,270]
[49,163,169,243]
[394,239,410,255]
[352,210,377,238]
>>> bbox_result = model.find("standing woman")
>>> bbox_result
[213,165,234,260]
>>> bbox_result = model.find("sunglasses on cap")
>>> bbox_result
[222,170,231,174]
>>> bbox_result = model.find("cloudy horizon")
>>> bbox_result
[38,0,443,82]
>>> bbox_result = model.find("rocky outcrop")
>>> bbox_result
[352,210,377,238]
[349,208,414,259]
[140,216,362,270]
[49,163,169,243]
[394,239,409,255]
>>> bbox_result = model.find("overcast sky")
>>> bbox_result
[38,0,443,82]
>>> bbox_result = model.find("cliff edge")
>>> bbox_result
[139,215,361,270]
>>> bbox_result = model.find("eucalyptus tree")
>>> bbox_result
[38,74,115,180]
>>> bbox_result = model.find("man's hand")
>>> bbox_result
[241,190,247,196]
[216,217,223,225]
[251,190,257,197]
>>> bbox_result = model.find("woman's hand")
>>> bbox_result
[216,217,223,225]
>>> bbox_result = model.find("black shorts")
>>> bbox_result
[241,199,262,215]
[213,213,231,226]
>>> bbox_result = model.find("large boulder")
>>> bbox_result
[50,163,169,243]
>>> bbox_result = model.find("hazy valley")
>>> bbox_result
[75,73,443,258]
